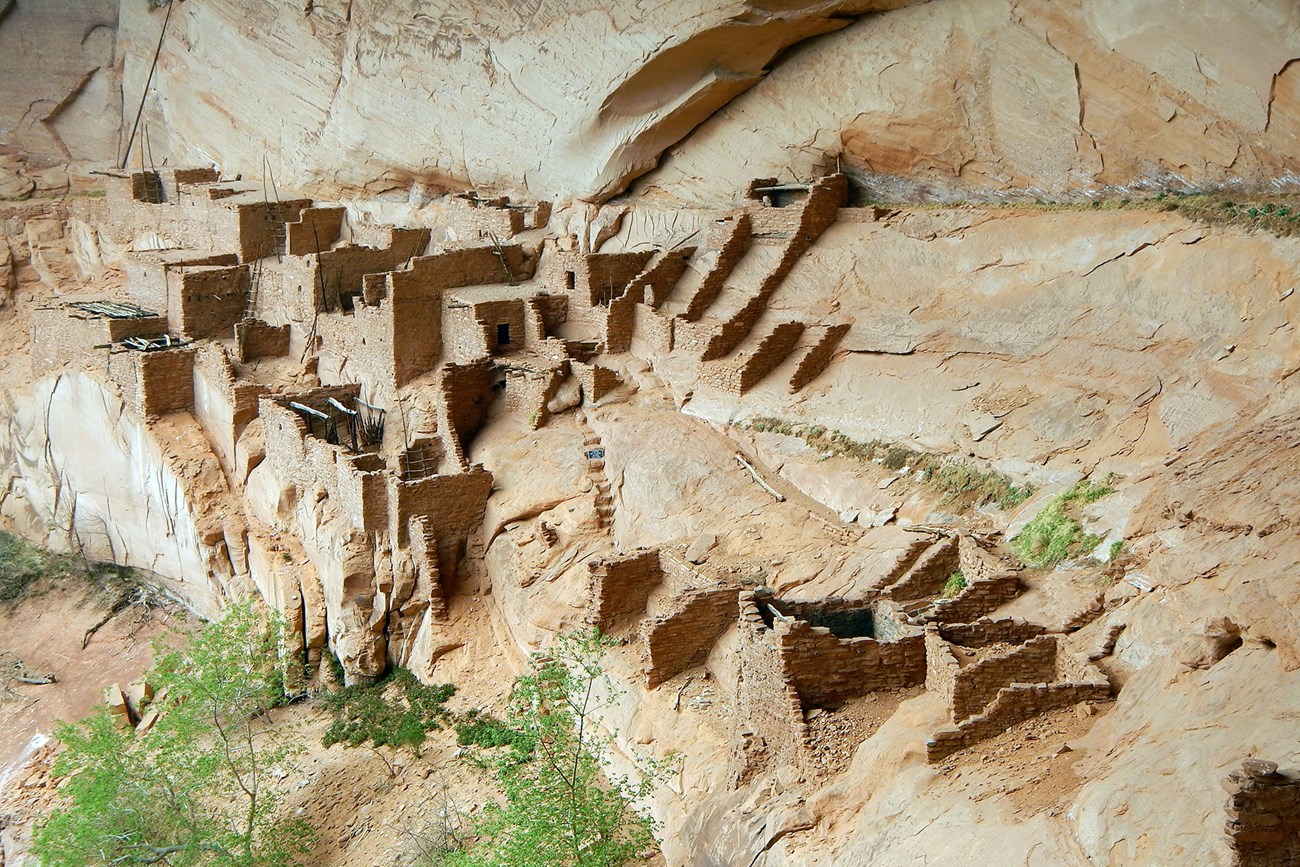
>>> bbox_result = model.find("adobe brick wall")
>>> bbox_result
[234,318,290,362]
[585,548,664,632]
[789,323,850,392]
[642,584,736,688]
[1223,761,1300,866]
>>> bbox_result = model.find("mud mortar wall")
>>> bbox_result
[1223,765,1300,866]
[778,619,926,708]
[585,548,664,631]
[642,585,736,688]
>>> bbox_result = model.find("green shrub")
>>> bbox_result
[1011,479,1114,568]
[0,531,67,602]
[320,668,455,755]
[941,571,967,599]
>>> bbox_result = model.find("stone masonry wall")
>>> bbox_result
[571,361,620,404]
[736,593,808,782]
[235,318,290,362]
[926,678,1111,762]
[585,548,664,632]
[778,619,926,708]
[132,347,197,417]
[699,174,846,360]
[31,307,166,371]
[958,534,1009,582]
[387,466,492,553]
[700,320,804,394]
[171,265,250,340]
[286,206,346,256]
[1223,761,1300,866]
[883,535,959,601]
[682,214,751,322]
[788,323,850,392]
[947,634,1060,722]
[938,617,1048,647]
[923,571,1022,624]
[642,585,735,688]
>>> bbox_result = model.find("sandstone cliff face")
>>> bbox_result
[638,0,1300,203]
[0,0,120,196]
[114,0,919,203]
[110,0,1300,205]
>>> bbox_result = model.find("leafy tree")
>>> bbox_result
[439,629,669,867]
[34,601,313,866]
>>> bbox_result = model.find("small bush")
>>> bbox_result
[320,668,455,755]
[0,532,68,602]
[941,571,967,598]
[454,710,532,760]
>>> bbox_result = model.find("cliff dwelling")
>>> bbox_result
[1,1,1299,866]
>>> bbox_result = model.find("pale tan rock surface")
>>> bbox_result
[115,0,922,203]
[638,0,1300,204]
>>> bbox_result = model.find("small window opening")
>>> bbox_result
[565,271,576,294]
[497,322,511,346]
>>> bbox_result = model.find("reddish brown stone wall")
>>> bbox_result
[923,571,1022,624]
[778,619,926,707]
[235,318,290,362]
[736,593,808,781]
[789,323,850,392]
[585,548,664,632]
[286,206,345,256]
[1223,761,1300,866]
[883,535,960,602]
[682,214,751,322]
[642,585,737,688]
[172,265,250,340]
[135,347,197,416]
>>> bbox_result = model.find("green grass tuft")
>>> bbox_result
[1011,479,1115,568]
